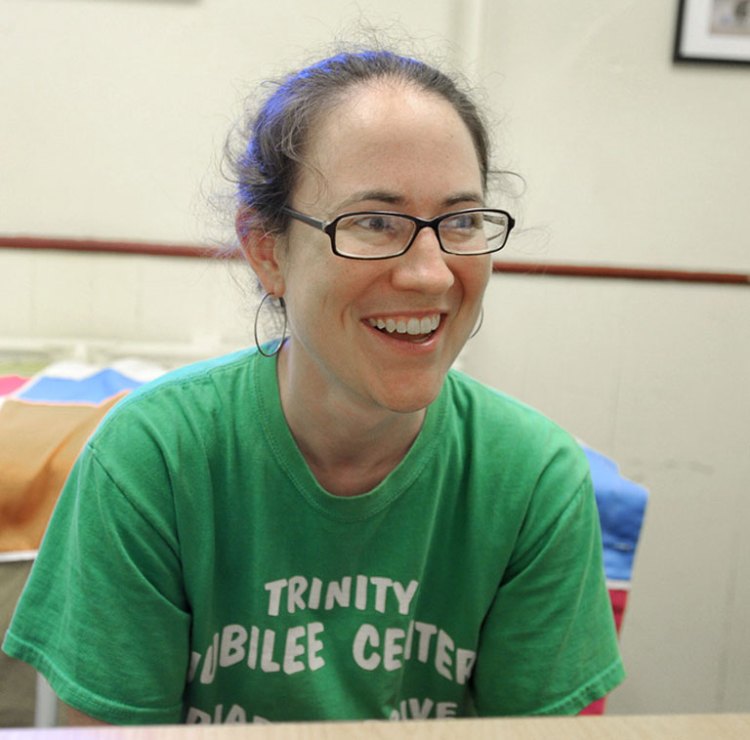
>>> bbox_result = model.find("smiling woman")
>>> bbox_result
[2,48,624,725]
[244,79,492,426]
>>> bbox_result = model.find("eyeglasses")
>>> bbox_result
[282,206,515,260]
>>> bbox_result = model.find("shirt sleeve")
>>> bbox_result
[2,440,191,724]
[471,464,625,716]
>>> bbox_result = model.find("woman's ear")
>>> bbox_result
[236,209,286,297]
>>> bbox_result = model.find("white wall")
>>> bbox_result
[1,0,749,716]
[0,0,463,244]
[478,1,750,273]
[461,1,750,714]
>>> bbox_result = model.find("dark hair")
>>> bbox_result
[231,49,492,235]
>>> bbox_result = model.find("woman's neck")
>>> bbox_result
[275,344,426,497]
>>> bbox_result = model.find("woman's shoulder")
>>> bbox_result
[116,348,255,405]
[130,347,256,397]
[443,368,588,472]
[91,348,259,443]
[444,368,562,427]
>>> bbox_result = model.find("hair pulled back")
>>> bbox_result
[232,49,492,235]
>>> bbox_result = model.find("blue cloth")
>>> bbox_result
[17,369,143,405]
[582,445,649,583]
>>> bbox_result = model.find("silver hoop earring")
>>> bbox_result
[469,306,484,339]
[254,293,288,358]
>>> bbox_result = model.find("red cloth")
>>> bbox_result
[609,588,629,634]
[579,588,629,715]
[0,376,29,397]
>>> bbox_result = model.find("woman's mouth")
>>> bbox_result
[366,314,441,341]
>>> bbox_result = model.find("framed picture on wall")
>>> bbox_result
[675,0,750,64]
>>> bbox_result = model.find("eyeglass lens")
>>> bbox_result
[334,211,510,257]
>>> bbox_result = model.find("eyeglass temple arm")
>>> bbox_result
[282,207,327,231]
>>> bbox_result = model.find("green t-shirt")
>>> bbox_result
[3,349,623,724]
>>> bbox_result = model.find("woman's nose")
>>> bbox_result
[390,226,455,293]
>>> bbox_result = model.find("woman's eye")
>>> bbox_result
[444,213,481,231]
[356,216,394,232]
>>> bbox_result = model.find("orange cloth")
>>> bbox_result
[0,394,124,552]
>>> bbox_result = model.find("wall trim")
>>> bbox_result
[1,235,748,285]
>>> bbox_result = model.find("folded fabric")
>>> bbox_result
[0,394,126,552]
[582,444,649,584]
[16,360,164,405]
[17,369,141,404]
[0,360,168,553]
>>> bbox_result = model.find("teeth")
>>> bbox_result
[367,315,440,335]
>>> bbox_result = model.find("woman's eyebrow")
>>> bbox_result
[336,190,404,210]
[444,192,485,207]
[335,190,485,212]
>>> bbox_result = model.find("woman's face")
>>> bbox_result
[271,81,492,415]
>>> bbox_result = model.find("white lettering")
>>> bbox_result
[308,577,323,609]
[247,625,260,669]
[185,704,255,725]
[325,577,351,609]
[352,624,380,670]
[219,625,248,668]
[408,697,434,719]
[383,627,405,671]
[413,622,438,663]
[186,707,210,723]
[224,705,247,723]
[352,622,473,685]
[200,633,219,684]
[260,629,281,672]
[265,579,287,617]
[199,622,327,678]
[404,620,415,660]
[283,626,306,674]
[435,630,455,681]
[355,575,368,610]
[370,576,392,613]
[264,575,421,616]
[392,580,419,614]
[387,697,459,720]
[455,648,477,685]
[436,702,457,718]
[308,622,326,671]
[287,576,307,614]
[188,652,201,683]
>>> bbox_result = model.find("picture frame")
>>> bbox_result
[674,0,750,64]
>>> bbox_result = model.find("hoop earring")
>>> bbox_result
[469,306,484,339]
[254,293,288,358]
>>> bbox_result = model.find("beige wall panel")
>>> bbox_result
[462,276,750,714]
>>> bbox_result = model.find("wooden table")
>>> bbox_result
[1,715,749,739]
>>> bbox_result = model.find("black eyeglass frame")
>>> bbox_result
[282,206,516,260]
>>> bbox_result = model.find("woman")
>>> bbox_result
[3,49,624,725]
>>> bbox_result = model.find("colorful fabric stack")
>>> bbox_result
[579,443,648,715]
[0,360,165,553]
[0,360,162,727]
[583,443,649,622]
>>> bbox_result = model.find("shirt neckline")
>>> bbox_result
[253,350,447,522]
